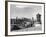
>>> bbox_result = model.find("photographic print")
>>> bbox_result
[5,1,45,36]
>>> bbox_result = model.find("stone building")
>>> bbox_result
[36,13,41,24]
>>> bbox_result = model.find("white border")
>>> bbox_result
[8,2,44,35]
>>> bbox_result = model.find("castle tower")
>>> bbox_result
[36,13,41,24]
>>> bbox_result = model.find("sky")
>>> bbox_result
[10,4,42,19]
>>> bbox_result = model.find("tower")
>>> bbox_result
[36,13,41,24]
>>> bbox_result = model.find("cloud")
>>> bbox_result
[16,5,28,8]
